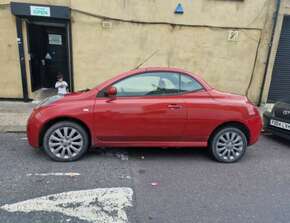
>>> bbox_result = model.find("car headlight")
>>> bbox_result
[264,103,275,113]
[36,95,63,108]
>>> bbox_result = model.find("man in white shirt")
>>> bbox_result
[55,73,68,96]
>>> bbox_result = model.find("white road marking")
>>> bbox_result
[26,172,80,177]
[20,137,28,140]
[119,175,132,180]
[1,187,133,223]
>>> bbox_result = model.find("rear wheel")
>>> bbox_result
[209,127,247,163]
[43,121,89,162]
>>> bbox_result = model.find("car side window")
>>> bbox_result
[112,72,180,96]
[180,74,203,92]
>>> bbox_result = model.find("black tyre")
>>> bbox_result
[43,121,89,162]
[209,127,247,163]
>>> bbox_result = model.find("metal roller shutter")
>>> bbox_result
[268,16,290,103]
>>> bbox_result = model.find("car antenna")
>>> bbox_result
[134,49,159,70]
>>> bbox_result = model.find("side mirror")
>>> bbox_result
[106,86,117,97]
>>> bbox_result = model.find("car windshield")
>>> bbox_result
[275,97,290,104]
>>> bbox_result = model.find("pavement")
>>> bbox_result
[1,133,290,223]
[0,101,35,132]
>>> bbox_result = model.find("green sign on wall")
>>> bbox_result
[30,6,50,17]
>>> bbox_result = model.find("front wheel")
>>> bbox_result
[43,121,89,162]
[209,127,247,163]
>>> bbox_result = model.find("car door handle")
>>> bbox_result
[168,104,182,109]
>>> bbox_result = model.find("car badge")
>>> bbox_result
[282,110,290,115]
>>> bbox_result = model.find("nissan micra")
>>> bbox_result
[27,67,262,163]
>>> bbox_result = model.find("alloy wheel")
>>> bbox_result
[215,130,245,162]
[48,127,83,160]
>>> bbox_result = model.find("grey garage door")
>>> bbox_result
[268,16,290,103]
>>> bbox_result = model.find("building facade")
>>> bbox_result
[0,0,278,104]
[262,0,290,104]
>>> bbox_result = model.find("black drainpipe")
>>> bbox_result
[15,16,29,102]
[258,0,281,105]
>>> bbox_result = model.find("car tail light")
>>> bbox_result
[246,102,259,116]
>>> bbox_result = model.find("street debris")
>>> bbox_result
[138,169,146,174]
[103,150,129,161]
[151,182,159,187]
[115,153,129,161]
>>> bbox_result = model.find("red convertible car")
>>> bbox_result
[27,67,262,163]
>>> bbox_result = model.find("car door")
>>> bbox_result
[93,71,187,142]
[179,74,216,142]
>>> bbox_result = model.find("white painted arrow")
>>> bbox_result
[1,187,133,223]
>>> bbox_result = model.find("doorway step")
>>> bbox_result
[31,88,57,103]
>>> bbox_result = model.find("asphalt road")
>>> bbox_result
[1,133,290,223]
